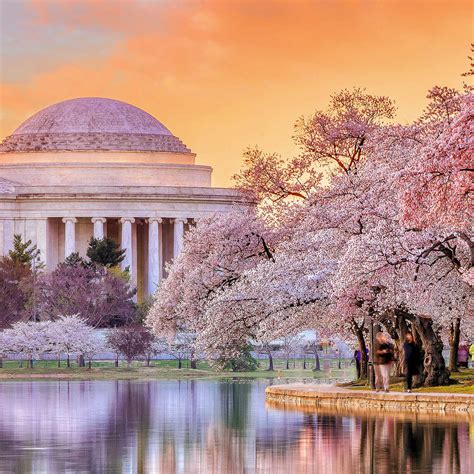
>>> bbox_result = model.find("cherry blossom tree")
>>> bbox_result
[106,325,154,368]
[166,332,199,369]
[148,86,472,387]
[2,321,50,368]
[254,339,279,371]
[294,88,396,175]
[81,331,104,369]
[233,148,322,203]
[233,88,396,208]
[147,208,276,356]
[0,330,9,368]
[0,316,103,369]
[281,333,304,369]
[304,334,323,372]
[46,315,94,368]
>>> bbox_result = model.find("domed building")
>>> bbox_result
[0,97,243,299]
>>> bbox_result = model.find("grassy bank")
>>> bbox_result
[0,358,355,381]
[343,368,474,394]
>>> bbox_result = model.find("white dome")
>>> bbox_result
[0,97,191,154]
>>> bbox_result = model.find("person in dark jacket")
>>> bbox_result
[403,332,421,393]
[354,349,361,379]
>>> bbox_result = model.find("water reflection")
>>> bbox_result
[0,380,472,473]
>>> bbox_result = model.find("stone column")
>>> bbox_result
[62,217,77,258]
[173,218,187,259]
[91,217,107,239]
[35,218,48,268]
[0,219,14,256]
[147,218,162,295]
[120,217,135,277]
[4,220,14,254]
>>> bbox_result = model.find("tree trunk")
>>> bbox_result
[88,360,92,369]
[67,355,71,368]
[127,359,131,368]
[115,356,119,368]
[286,357,290,370]
[379,310,406,377]
[0,357,3,369]
[352,318,368,379]
[267,352,274,371]
[313,350,320,372]
[190,359,197,369]
[412,315,450,386]
[28,358,33,369]
[57,356,61,368]
[78,354,85,367]
[178,358,182,369]
[303,357,307,370]
[146,357,151,367]
[448,318,461,372]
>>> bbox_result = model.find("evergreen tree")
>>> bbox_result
[86,237,126,268]
[8,234,40,267]
[63,252,90,268]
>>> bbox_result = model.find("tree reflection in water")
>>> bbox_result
[0,380,472,473]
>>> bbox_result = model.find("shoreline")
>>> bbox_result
[265,384,474,419]
[0,366,352,382]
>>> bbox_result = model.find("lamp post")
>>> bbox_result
[365,314,375,389]
[31,255,40,323]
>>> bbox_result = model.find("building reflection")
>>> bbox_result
[0,380,472,473]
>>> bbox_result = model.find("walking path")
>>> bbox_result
[265,384,474,419]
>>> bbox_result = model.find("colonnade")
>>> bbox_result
[61,216,189,295]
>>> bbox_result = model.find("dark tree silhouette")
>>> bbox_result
[87,237,126,268]
[63,252,90,268]
[35,262,136,327]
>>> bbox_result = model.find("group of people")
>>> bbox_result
[373,332,423,393]
[354,332,474,393]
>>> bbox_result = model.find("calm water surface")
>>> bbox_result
[0,379,472,473]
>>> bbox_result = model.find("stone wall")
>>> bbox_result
[265,384,474,419]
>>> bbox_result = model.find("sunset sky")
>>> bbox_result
[0,0,471,186]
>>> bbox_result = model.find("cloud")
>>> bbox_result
[0,0,471,186]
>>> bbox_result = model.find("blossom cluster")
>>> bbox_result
[0,315,103,364]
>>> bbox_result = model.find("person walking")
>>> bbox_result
[469,342,474,369]
[354,349,361,379]
[403,332,421,393]
[373,332,395,393]
[458,342,469,368]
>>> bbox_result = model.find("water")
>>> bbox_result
[0,379,472,473]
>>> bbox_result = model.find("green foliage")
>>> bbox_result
[63,252,90,268]
[86,237,126,268]
[8,234,41,267]
[222,345,258,372]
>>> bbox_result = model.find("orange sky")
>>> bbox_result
[0,0,472,186]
